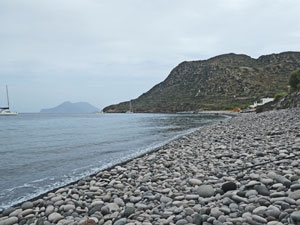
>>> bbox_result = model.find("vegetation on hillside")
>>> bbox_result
[274,91,288,101]
[289,69,300,90]
[257,69,300,112]
[104,52,300,113]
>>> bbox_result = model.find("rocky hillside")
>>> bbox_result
[104,52,300,113]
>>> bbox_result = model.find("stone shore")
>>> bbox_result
[1,108,300,225]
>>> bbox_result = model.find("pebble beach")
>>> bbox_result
[1,108,300,225]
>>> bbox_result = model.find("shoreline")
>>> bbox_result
[1,112,233,212]
[1,109,300,225]
[197,110,239,118]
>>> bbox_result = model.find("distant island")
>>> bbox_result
[40,101,99,114]
[103,51,300,113]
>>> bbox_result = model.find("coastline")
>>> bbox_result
[1,109,300,225]
[1,113,230,211]
[197,110,239,118]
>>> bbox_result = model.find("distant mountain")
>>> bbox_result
[104,51,300,112]
[40,101,99,114]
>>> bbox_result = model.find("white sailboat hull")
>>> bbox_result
[0,110,18,116]
[0,85,18,116]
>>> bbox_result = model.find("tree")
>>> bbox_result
[289,69,300,90]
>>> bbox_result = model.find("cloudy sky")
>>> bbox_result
[1,0,300,112]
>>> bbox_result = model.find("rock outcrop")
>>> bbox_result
[257,89,300,112]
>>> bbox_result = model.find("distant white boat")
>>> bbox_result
[126,100,133,113]
[0,85,18,116]
[96,110,104,114]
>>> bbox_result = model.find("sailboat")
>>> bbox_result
[0,85,18,116]
[126,100,133,113]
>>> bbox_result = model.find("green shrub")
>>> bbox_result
[289,69,300,90]
[274,91,288,100]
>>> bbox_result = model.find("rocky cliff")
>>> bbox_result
[104,52,300,113]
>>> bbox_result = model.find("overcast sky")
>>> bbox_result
[1,0,300,112]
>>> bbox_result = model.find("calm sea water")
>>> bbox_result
[0,113,227,210]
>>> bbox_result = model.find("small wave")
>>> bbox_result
[1,128,200,210]
[5,182,33,192]
[0,115,226,210]
[31,177,49,183]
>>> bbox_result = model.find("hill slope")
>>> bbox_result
[40,101,99,114]
[104,52,300,113]
[257,89,300,112]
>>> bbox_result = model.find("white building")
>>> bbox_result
[249,97,274,108]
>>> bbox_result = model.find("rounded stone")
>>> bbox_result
[1,207,15,217]
[245,180,260,188]
[197,185,215,197]
[82,219,97,225]
[289,190,300,200]
[185,194,199,200]
[129,196,141,203]
[189,178,202,186]
[21,201,33,210]
[114,183,124,189]
[266,206,280,218]
[291,184,300,191]
[254,185,270,196]
[8,208,22,217]
[21,208,34,217]
[221,182,237,192]
[176,219,188,225]
[185,207,194,216]
[193,214,202,225]
[113,218,126,225]
[63,204,75,211]
[160,195,172,203]
[0,216,18,225]
[89,204,103,215]
[291,211,300,224]
[101,206,110,215]
[210,207,223,219]
[107,203,119,212]
[36,218,44,225]
[252,215,267,224]
[124,206,135,217]
[245,190,258,197]
[114,198,125,207]
[48,212,64,223]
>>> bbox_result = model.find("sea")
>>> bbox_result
[0,113,228,210]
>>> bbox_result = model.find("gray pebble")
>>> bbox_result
[21,202,33,210]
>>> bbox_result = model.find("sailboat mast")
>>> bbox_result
[130,100,132,112]
[6,85,10,109]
